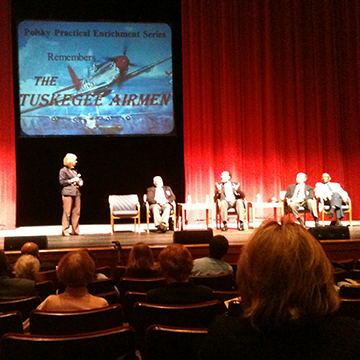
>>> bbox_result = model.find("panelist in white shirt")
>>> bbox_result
[314,173,348,226]
[147,176,176,233]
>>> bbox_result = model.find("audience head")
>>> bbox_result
[14,254,40,281]
[127,242,155,270]
[57,250,95,288]
[153,176,164,187]
[209,235,229,260]
[158,244,193,283]
[21,242,40,259]
[237,219,340,329]
[0,250,11,277]
[296,172,307,184]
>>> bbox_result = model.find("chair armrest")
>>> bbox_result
[108,196,114,210]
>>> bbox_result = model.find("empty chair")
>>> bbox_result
[190,273,234,291]
[0,296,41,320]
[119,277,166,301]
[145,325,209,360]
[109,194,141,233]
[133,300,224,339]
[0,312,23,339]
[0,326,136,360]
[123,291,147,324]
[29,304,124,335]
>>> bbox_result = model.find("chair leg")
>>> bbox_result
[146,211,150,233]
[111,216,115,234]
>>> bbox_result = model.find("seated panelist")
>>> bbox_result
[285,172,320,228]
[214,171,245,231]
[147,176,176,233]
[314,173,348,226]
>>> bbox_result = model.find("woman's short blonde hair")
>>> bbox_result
[63,153,77,167]
[57,251,95,287]
[159,244,193,282]
[14,254,40,281]
[237,219,340,329]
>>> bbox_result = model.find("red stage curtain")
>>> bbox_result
[0,0,16,229]
[182,0,360,219]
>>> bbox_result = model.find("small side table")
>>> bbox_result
[178,203,212,230]
[247,201,284,229]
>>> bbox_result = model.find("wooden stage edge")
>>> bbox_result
[1,223,360,271]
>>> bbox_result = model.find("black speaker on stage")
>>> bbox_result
[4,236,48,251]
[173,229,213,244]
[308,226,350,240]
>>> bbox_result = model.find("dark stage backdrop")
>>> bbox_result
[9,0,185,226]
[1,0,360,228]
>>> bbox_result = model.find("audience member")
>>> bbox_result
[0,250,37,298]
[123,242,161,278]
[146,244,214,304]
[21,242,56,271]
[191,235,233,276]
[36,251,108,312]
[14,254,40,281]
[199,220,360,360]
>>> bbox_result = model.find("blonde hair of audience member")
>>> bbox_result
[14,254,40,281]
[159,244,193,283]
[63,153,77,168]
[127,242,156,271]
[237,219,340,330]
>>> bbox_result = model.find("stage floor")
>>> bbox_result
[0,223,251,250]
[0,219,357,250]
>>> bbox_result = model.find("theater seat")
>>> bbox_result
[109,194,141,233]
[29,304,124,335]
[145,325,209,360]
[0,326,136,360]
[0,311,23,339]
[0,296,41,321]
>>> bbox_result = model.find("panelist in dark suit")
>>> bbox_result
[214,171,245,231]
[147,176,176,233]
[285,172,319,228]
[59,153,83,236]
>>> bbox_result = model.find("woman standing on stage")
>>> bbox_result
[59,153,83,236]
